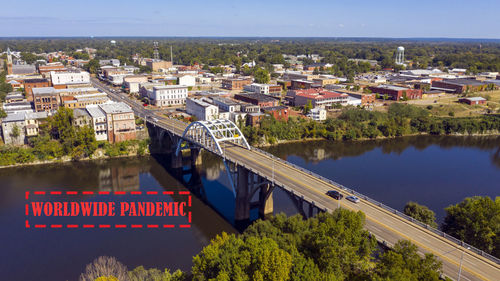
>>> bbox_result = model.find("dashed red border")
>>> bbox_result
[25,191,191,229]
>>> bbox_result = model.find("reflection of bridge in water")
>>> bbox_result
[145,117,500,281]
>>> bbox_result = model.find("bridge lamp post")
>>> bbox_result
[442,246,470,281]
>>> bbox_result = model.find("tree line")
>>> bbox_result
[80,210,449,281]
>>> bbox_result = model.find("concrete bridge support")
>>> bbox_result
[234,165,274,222]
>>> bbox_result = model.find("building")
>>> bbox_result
[244,83,282,97]
[313,77,338,87]
[147,85,188,107]
[261,106,289,121]
[146,59,173,72]
[12,65,37,75]
[233,93,279,107]
[291,79,316,90]
[72,108,92,128]
[178,75,196,87]
[38,62,66,75]
[1,111,47,145]
[86,105,108,141]
[99,59,120,67]
[5,92,25,104]
[6,47,13,75]
[23,78,50,101]
[50,70,90,87]
[63,92,109,109]
[287,89,349,108]
[186,97,219,121]
[123,75,148,93]
[3,101,34,114]
[459,97,486,105]
[308,107,327,121]
[368,85,422,101]
[99,102,136,143]
[211,97,241,112]
[221,78,253,90]
[431,79,490,94]
[342,92,375,106]
[32,87,59,112]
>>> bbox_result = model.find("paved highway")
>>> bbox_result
[91,77,500,281]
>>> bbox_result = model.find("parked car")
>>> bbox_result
[326,190,343,200]
[151,117,159,122]
[346,196,360,203]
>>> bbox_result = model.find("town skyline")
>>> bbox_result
[1,0,500,38]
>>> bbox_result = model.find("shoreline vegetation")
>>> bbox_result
[242,104,500,147]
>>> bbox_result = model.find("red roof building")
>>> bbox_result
[287,88,349,108]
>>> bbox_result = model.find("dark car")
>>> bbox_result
[326,190,343,200]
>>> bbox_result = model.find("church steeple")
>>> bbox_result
[6,47,13,75]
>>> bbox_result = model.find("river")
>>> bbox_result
[0,135,498,280]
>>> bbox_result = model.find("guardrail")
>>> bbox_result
[251,147,500,265]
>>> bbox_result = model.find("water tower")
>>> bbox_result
[395,46,405,65]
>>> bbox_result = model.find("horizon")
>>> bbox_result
[1,0,499,38]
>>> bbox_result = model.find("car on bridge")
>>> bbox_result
[326,190,343,200]
[346,196,360,203]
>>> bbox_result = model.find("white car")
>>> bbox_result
[346,196,360,203]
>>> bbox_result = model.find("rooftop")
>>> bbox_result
[293,89,347,99]
[32,87,56,96]
[23,78,49,83]
[372,84,410,91]
[99,102,133,114]
[234,93,277,102]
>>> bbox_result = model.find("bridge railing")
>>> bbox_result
[251,147,500,265]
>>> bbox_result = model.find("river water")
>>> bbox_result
[0,135,498,280]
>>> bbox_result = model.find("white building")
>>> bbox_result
[147,85,188,107]
[86,105,108,141]
[178,75,196,87]
[186,97,219,121]
[308,107,327,121]
[346,96,362,106]
[211,97,241,112]
[50,70,90,86]
[244,83,270,94]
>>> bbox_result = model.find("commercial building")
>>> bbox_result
[146,85,188,107]
[123,75,148,93]
[233,93,279,107]
[5,92,24,104]
[287,89,349,108]
[1,111,47,145]
[32,87,59,112]
[50,70,90,87]
[368,85,422,101]
[221,78,253,90]
[431,79,490,94]
[86,105,108,141]
[342,92,376,106]
[63,92,109,109]
[186,97,219,121]
[23,78,50,101]
[178,75,196,87]
[459,97,486,105]
[244,83,282,97]
[99,102,136,143]
[211,97,241,112]
[261,106,289,121]
[146,59,173,72]
[72,108,92,128]
[38,62,66,75]
[99,59,120,67]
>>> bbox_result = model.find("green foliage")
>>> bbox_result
[303,100,313,114]
[403,202,438,228]
[128,266,187,281]
[0,108,7,118]
[374,240,443,281]
[254,68,270,84]
[442,196,500,257]
[84,58,100,74]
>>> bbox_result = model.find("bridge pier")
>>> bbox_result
[234,165,274,222]
[258,183,274,218]
[171,152,183,169]
[235,167,251,221]
[190,148,203,167]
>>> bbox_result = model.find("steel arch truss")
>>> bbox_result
[175,119,250,156]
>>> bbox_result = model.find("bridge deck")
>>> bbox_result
[91,77,500,281]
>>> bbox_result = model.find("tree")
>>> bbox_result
[442,196,500,256]
[403,201,438,228]
[10,123,20,140]
[80,256,128,281]
[303,100,313,115]
[0,108,6,119]
[192,232,293,281]
[84,58,100,74]
[254,68,270,84]
[374,240,443,281]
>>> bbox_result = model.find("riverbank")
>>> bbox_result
[253,130,500,147]
[0,139,150,169]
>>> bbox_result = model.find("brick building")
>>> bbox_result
[99,103,136,143]
[287,88,349,108]
[32,87,59,112]
[459,97,486,105]
[431,79,491,94]
[221,78,253,90]
[23,78,50,101]
[233,93,279,107]
[262,106,289,121]
[368,85,422,101]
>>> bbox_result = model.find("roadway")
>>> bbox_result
[91,77,500,281]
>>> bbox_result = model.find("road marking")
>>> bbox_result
[227,146,492,281]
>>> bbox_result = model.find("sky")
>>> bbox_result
[1,0,499,38]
